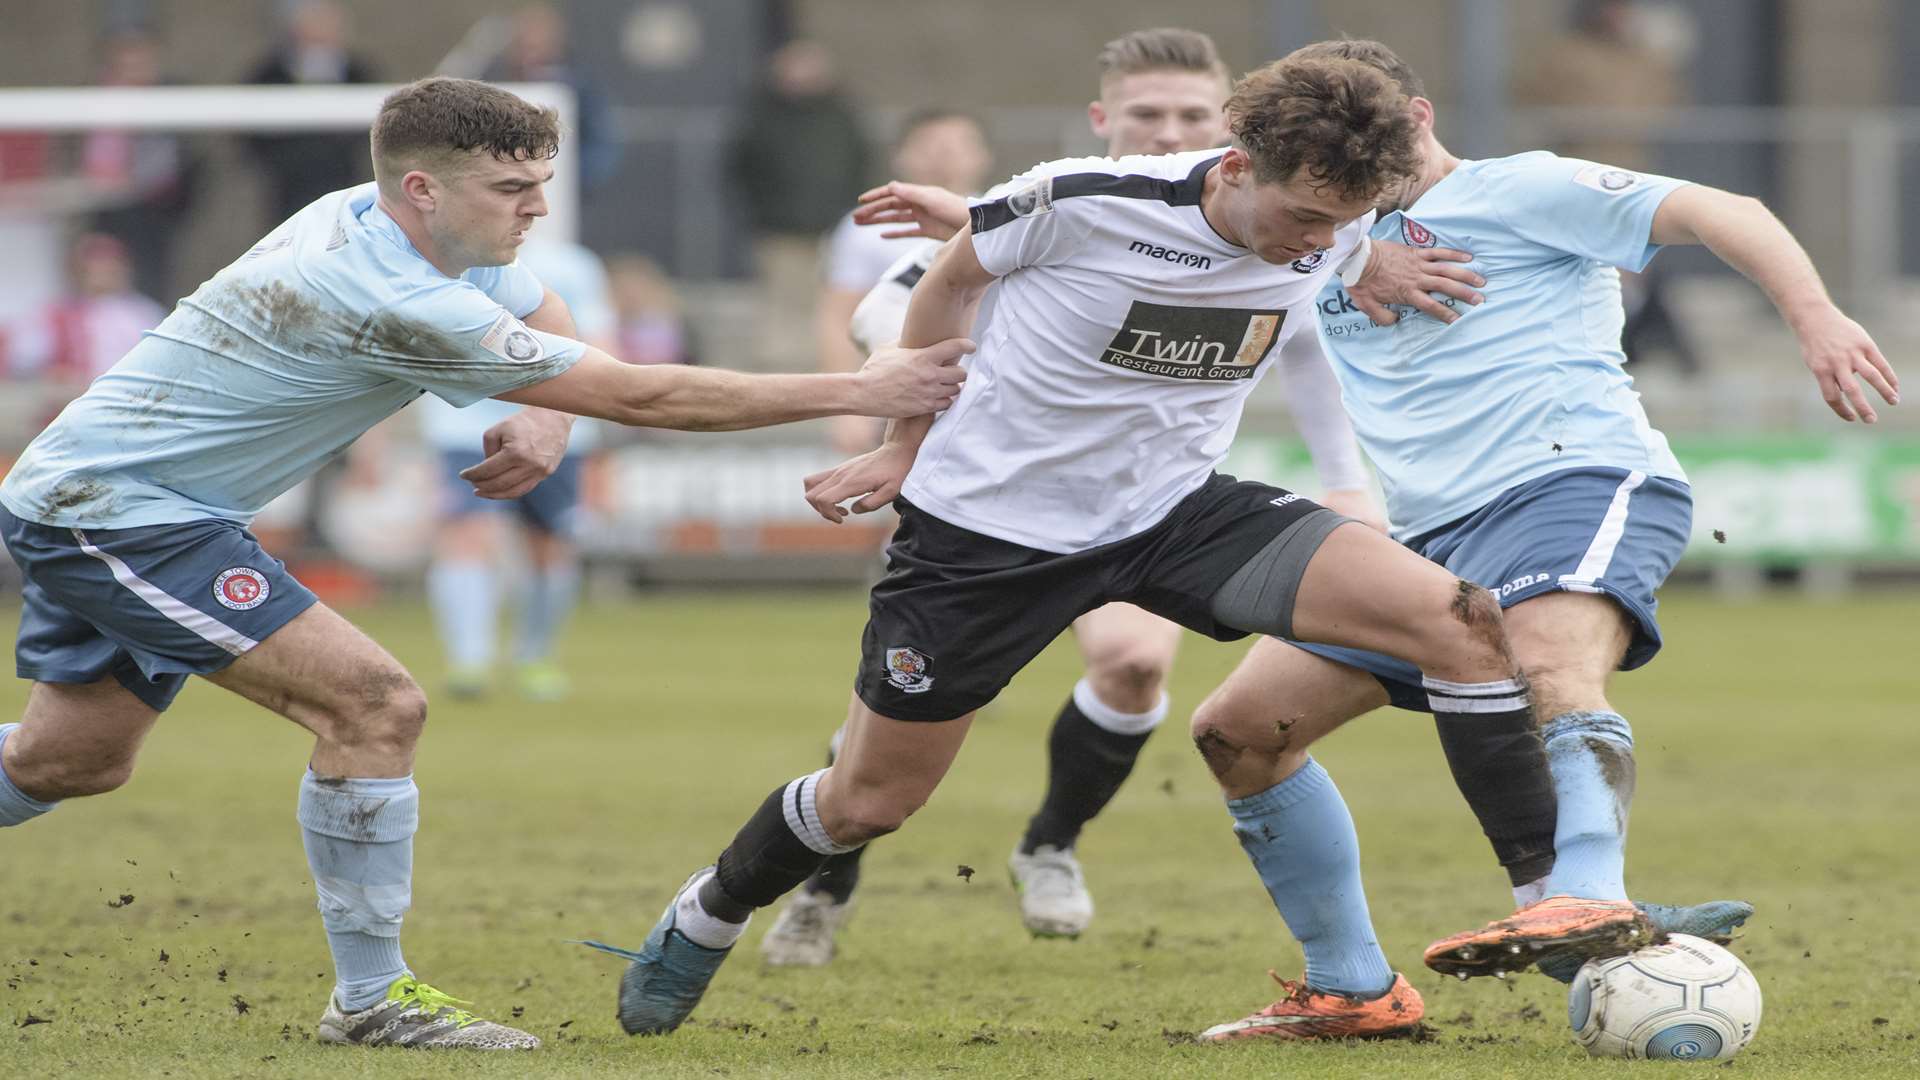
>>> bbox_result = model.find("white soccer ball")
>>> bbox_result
[1568,934,1762,1060]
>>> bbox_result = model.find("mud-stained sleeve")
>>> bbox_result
[347,277,586,406]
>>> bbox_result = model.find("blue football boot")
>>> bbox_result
[1537,899,1755,983]
[579,867,739,1035]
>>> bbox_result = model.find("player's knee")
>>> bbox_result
[1418,580,1512,667]
[1086,643,1172,705]
[334,666,428,754]
[1191,694,1258,780]
[830,787,922,845]
[17,748,138,799]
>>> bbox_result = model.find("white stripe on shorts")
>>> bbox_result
[72,529,259,656]
[1560,471,1647,588]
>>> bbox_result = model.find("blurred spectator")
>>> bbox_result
[242,0,379,228]
[1518,0,1700,374]
[607,253,700,367]
[729,39,869,369]
[2,233,165,428]
[80,29,201,303]
[817,110,991,451]
[483,4,621,191]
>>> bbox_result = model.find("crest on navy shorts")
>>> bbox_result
[1290,248,1329,274]
[214,567,271,611]
[884,646,935,694]
[1401,218,1436,247]
[1096,300,1286,381]
[1006,177,1055,219]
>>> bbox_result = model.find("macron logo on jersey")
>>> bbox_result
[1127,240,1212,270]
[1097,300,1285,381]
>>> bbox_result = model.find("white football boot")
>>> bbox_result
[1008,844,1094,938]
[759,888,854,967]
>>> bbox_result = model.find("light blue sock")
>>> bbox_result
[298,770,417,1012]
[1540,711,1635,901]
[0,724,58,826]
[1226,758,1394,996]
[513,561,579,664]
[427,560,497,669]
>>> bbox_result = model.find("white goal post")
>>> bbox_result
[0,82,580,243]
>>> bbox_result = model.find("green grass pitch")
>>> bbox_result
[3,589,1917,1078]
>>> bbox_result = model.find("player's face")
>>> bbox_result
[1231,166,1378,266]
[1091,70,1230,157]
[431,153,553,269]
[893,117,993,194]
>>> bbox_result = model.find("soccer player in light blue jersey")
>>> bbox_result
[0,77,968,1051]
[417,240,621,702]
[1192,40,1897,1042]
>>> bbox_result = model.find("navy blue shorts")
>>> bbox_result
[1292,467,1692,712]
[439,451,583,537]
[3,507,317,712]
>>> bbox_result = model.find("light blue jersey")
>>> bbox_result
[1,184,585,529]
[416,241,616,454]
[1314,152,1689,538]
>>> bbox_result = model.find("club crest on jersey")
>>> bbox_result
[1401,218,1436,247]
[884,647,935,694]
[213,567,270,611]
[1290,248,1329,274]
[1006,176,1055,218]
[1572,164,1642,194]
[480,310,545,363]
[1096,300,1286,381]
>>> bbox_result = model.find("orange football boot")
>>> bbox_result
[1199,971,1425,1042]
[1424,895,1655,979]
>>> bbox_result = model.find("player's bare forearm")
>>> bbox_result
[1651,185,1899,420]
[901,228,994,349]
[1649,186,1829,328]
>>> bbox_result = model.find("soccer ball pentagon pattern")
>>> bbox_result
[1569,934,1762,1060]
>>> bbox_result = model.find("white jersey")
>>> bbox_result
[900,150,1370,553]
[821,209,925,292]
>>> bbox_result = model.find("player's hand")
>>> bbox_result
[1791,303,1899,422]
[853,181,969,241]
[857,337,973,417]
[1348,240,1484,326]
[1319,488,1389,535]
[804,441,916,522]
[461,408,575,499]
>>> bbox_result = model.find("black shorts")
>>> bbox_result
[855,473,1332,721]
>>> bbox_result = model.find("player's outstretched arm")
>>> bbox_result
[804,227,998,522]
[1650,185,1900,422]
[853,181,970,241]
[1274,331,1388,533]
[496,339,971,432]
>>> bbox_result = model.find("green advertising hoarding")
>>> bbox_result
[1223,436,1920,562]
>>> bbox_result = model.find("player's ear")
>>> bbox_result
[400,170,437,212]
[1408,96,1436,132]
[1219,146,1252,186]
[1087,100,1108,139]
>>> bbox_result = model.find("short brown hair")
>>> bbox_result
[1285,38,1427,100]
[1096,28,1230,87]
[1224,57,1418,200]
[370,77,561,190]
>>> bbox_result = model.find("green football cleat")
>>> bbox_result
[317,976,538,1049]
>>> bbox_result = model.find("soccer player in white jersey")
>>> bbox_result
[760,28,1485,966]
[417,239,618,702]
[819,109,994,454]
[1186,40,1895,1042]
[591,56,1595,1040]
[0,77,968,1051]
